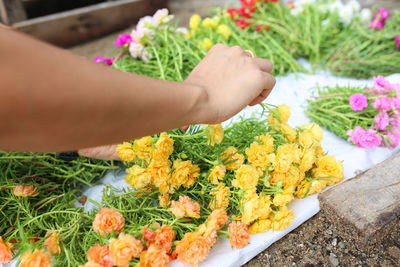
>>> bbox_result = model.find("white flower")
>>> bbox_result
[359,8,372,25]
[339,4,354,25]
[152,8,174,26]
[129,42,144,59]
[176,27,188,35]
[131,29,147,44]
[137,16,153,31]
[141,50,152,62]
[347,0,361,13]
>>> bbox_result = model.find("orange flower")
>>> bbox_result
[87,243,112,267]
[13,185,38,197]
[228,221,250,249]
[154,225,175,252]
[207,209,228,230]
[141,227,155,244]
[169,196,200,218]
[20,249,51,267]
[0,237,12,264]
[158,194,170,207]
[80,261,103,267]
[93,208,125,237]
[139,244,170,267]
[220,146,245,170]
[175,232,211,266]
[44,230,60,255]
[109,233,144,266]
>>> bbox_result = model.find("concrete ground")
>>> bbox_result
[67,1,400,266]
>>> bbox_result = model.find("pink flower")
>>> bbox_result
[369,8,389,29]
[386,129,400,148]
[374,112,392,130]
[395,36,400,49]
[358,129,382,148]
[347,127,382,148]
[373,96,392,110]
[93,57,113,66]
[349,93,368,111]
[347,126,366,145]
[114,34,132,47]
[373,76,397,93]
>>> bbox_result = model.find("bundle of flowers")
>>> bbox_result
[97,1,400,80]
[306,76,400,149]
[0,106,344,266]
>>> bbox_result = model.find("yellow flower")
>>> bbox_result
[133,136,153,161]
[272,206,294,231]
[270,165,304,190]
[300,148,316,172]
[314,144,325,158]
[249,219,272,234]
[189,14,201,30]
[147,160,171,194]
[208,182,231,210]
[255,133,274,151]
[171,159,200,190]
[207,165,226,184]
[313,155,344,185]
[232,165,259,189]
[273,191,294,207]
[241,193,260,225]
[202,17,219,29]
[268,104,290,124]
[220,146,245,170]
[245,142,275,170]
[298,131,318,149]
[280,123,297,142]
[299,123,323,143]
[258,193,272,219]
[200,37,213,51]
[216,24,231,39]
[151,134,174,163]
[125,165,152,189]
[274,143,300,173]
[205,124,224,146]
[116,142,136,162]
[295,179,327,198]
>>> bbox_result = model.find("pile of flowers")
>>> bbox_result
[306,76,400,149]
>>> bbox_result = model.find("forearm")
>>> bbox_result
[0,28,203,152]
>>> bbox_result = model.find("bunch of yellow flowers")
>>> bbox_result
[117,104,344,256]
[187,13,233,51]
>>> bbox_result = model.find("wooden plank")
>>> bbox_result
[319,152,400,239]
[13,0,166,47]
[0,0,27,24]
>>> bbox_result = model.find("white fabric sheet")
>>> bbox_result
[4,65,400,267]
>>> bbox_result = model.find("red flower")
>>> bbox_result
[227,8,239,19]
[255,24,270,32]
[236,19,252,30]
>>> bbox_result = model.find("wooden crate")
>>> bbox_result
[0,0,167,46]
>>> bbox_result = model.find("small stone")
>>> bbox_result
[332,238,337,247]
[326,229,333,235]
[338,241,345,249]
[327,244,332,251]
[344,249,349,253]
[329,253,339,266]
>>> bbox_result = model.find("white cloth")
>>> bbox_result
[4,64,400,267]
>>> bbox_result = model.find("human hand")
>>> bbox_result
[78,144,120,161]
[184,44,275,124]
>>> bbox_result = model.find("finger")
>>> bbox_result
[78,144,120,161]
[254,58,273,73]
[249,95,267,106]
[261,72,276,92]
